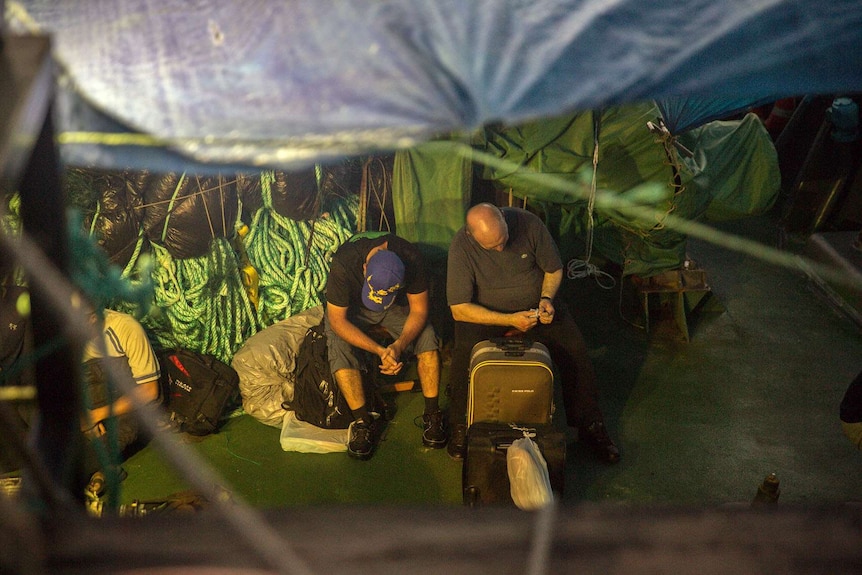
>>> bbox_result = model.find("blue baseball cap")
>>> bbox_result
[362,250,405,311]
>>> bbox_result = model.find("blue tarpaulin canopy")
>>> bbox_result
[6,0,862,172]
[655,96,777,135]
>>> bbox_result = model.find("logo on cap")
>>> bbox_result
[362,250,405,311]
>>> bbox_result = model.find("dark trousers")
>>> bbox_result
[448,302,603,429]
[82,413,141,477]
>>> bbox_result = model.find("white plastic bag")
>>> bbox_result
[279,411,349,453]
[507,434,554,510]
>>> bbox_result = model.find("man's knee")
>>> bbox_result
[412,324,439,356]
[333,367,362,385]
[415,348,440,364]
[326,333,363,373]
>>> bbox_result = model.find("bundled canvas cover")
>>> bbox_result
[678,113,781,221]
[66,168,147,270]
[143,173,240,260]
[514,104,777,276]
[230,305,324,427]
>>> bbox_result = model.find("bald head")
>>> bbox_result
[466,203,508,251]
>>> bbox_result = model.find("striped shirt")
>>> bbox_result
[82,309,160,387]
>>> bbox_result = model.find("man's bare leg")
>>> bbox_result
[416,349,440,399]
[416,350,447,448]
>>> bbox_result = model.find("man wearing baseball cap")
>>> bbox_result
[324,231,447,460]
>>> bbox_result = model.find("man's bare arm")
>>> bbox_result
[450,302,538,332]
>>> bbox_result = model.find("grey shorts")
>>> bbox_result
[324,305,438,373]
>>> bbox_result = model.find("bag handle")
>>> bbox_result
[489,337,533,357]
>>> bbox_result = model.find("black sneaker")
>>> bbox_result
[447,423,467,461]
[580,421,620,464]
[347,418,376,460]
[422,410,448,448]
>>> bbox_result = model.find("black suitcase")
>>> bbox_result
[468,338,554,426]
[462,421,566,507]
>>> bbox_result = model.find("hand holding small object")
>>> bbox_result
[512,310,539,332]
[537,297,555,324]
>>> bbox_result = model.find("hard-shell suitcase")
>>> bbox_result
[468,338,554,426]
[462,421,566,507]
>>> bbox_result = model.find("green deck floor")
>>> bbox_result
[118,212,862,509]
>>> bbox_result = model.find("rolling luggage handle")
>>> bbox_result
[491,424,537,452]
[489,337,534,357]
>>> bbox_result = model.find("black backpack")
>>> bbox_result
[284,322,353,430]
[158,349,240,436]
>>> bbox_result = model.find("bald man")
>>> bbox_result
[446,203,619,463]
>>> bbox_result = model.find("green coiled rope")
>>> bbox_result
[245,171,357,326]
[144,237,257,364]
[79,169,357,364]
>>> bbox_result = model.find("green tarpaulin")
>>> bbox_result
[392,102,779,277]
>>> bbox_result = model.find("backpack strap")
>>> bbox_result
[348,231,390,242]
